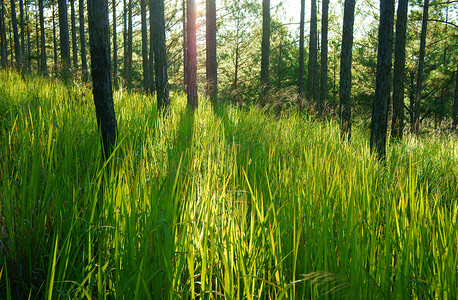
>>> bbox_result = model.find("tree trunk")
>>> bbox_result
[260,0,270,106]
[149,0,155,93]
[370,0,395,160]
[39,0,47,75]
[141,0,149,93]
[206,0,217,103]
[70,0,78,67]
[452,65,458,129]
[391,0,408,139]
[26,4,30,72]
[152,0,169,108]
[123,0,127,84]
[0,0,6,68]
[127,0,132,89]
[53,1,58,70]
[320,0,329,116]
[19,0,25,66]
[186,0,197,109]
[182,0,187,92]
[10,0,21,70]
[58,0,71,72]
[307,0,319,112]
[339,0,356,141]
[112,0,118,89]
[79,0,88,81]
[413,0,429,132]
[88,0,118,159]
[298,0,305,109]
[36,4,40,71]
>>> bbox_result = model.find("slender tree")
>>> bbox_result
[152,0,169,108]
[25,3,30,71]
[58,0,71,71]
[413,0,429,132]
[308,0,319,111]
[453,65,458,129]
[52,1,58,69]
[10,0,21,70]
[88,0,118,159]
[70,0,77,67]
[19,0,24,62]
[79,0,88,81]
[123,0,127,83]
[320,0,329,115]
[112,0,118,89]
[298,0,305,109]
[186,0,197,109]
[149,0,154,93]
[0,0,6,68]
[260,0,270,106]
[182,0,187,91]
[391,0,408,139]
[127,0,132,89]
[39,0,47,74]
[370,0,395,159]
[206,0,217,103]
[141,0,149,92]
[339,0,356,140]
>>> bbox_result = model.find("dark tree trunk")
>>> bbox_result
[127,0,132,89]
[0,0,6,68]
[123,0,127,84]
[70,0,77,67]
[186,0,197,109]
[39,0,47,75]
[182,0,187,91]
[320,0,329,116]
[88,0,118,159]
[149,0,155,93]
[260,0,270,106]
[10,0,21,70]
[141,0,149,92]
[453,65,458,129]
[413,0,429,132]
[391,0,408,139]
[26,4,30,72]
[19,0,25,65]
[79,0,88,82]
[58,0,71,71]
[52,1,58,69]
[370,0,395,160]
[112,0,118,89]
[298,0,305,109]
[339,0,356,141]
[36,4,40,71]
[307,0,319,111]
[152,0,169,108]
[206,0,217,103]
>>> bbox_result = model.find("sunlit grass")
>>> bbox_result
[1,70,457,299]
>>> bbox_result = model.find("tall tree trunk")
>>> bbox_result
[307,0,319,112]
[152,0,169,108]
[413,0,429,132]
[370,0,395,160]
[19,0,25,65]
[10,0,22,70]
[206,0,217,103]
[53,1,58,70]
[391,0,408,139]
[79,0,88,81]
[58,0,71,72]
[149,0,154,93]
[182,0,187,91]
[260,0,270,106]
[186,0,197,109]
[39,0,47,75]
[0,0,6,68]
[88,0,118,159]
[70,0,77,67]
[141,0,149,92]
[36,4,40,71]
[26,4,30,72]
[452,65,458,129]
[123,0,127,84]
[127,0,132,89]
[339,0,356,140]
[320,0,329,116]
[298,0,305,109]
[113,0,118,89]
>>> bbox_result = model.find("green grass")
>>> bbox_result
[0,70,457,299]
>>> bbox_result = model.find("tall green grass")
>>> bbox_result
[1,71,457,299]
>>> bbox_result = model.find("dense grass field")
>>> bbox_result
[0,71,457,299]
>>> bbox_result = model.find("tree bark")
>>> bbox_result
[391,0,408,139]
[206,0,217,103]
[320,0,329,116]
[39,0,47,75]
[58,0,71,72]
[260,0,271,106]
[413,0,429,132]
[123,0,127,84]
[298,0,305,109]
[141,0,149,92]
[152,0,169,108]
[127,0,132,89]
[88,0,118,159]
[70,0,78,67]
[339,0,356,141]
[10,0,21,70]
[113,0,118,89]
[0,0,6,68]
[308,0,319,112]
[19,0,25,65]
[149,0,155,93]
[453,65,458,129]
[52,1,58,70]
[370,0,395,160]
[186,0,197,109]
[182,0,187,91]
[79,0,88,81]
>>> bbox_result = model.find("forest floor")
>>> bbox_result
[0,71,457,299]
